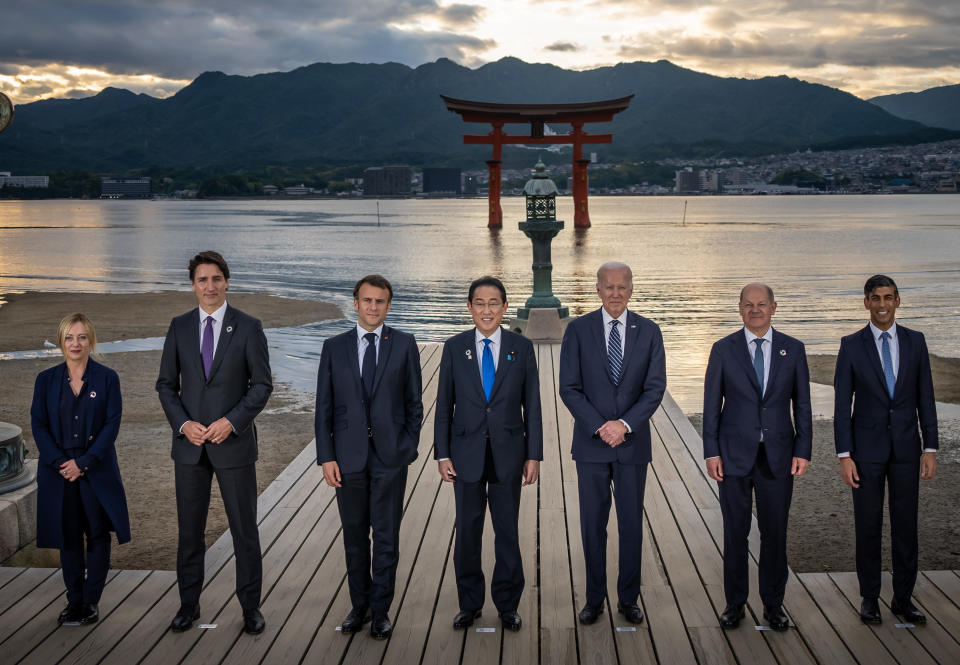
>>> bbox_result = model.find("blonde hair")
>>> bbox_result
[57,313,99,357]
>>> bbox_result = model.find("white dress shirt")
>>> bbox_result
[744,326,773,398]
[356,323,384,372]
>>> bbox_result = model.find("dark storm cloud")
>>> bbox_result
[0,0,489,80]
[545,42,579,53]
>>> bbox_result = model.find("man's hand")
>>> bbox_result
[840,457,860,488]
[438,459,457,483]
[205,417,233,444]
[598,420,627,447]
[522,460,540,486]
[921,452,937,480]
[182,421,208,446]
[791,457,810,477]
[322,461,342,488]
[60,459,82,482]
[706,457,724,482]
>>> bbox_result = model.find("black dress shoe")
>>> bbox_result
[499,610,522,631]
[763,605,789,631]
[341,606,372,633]
[370,614,392,640]
[617,602,645,624]
[890,599,926,624]
[453,609,481,629]
[860,598,882,624]
[170,604,200,632]
[578,603,604,625]
[243,608,265,635]
[719,604,745,628]
[79,603,99,625]
[58,602,83,626]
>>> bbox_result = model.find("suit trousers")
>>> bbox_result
[576,460,648,607]
[336,450,407,614]
[718,444,793,607]
[853,458,920,601]
[453,440,524,613]
[61,475,112,605]
[175,446,262,610]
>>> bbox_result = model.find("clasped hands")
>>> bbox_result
[597,420,628,447]
[59,459,83,482]
[183,418,233,446]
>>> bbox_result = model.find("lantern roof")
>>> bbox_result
[524,158,558,196]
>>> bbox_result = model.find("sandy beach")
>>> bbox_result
[0,291,340,569]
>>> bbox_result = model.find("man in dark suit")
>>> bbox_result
[434,276,543,632]
[558,261,666,626]
[315,274,423,640]
[834,274,938,625]
[157,250,272,634]
[702,283,812,631]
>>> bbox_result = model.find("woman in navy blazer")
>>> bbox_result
[30,313,130,627]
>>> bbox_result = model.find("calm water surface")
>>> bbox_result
[2,196,958,410]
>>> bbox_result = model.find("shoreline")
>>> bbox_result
[808,352,960,404]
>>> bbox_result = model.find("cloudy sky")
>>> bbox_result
[1,0,958,104]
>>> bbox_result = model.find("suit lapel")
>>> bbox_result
[184,309,204,380]
[343,330,364,395]
[48,363,67,441]
[765,329,784,400]
[206,306,237,382]
[370,326,395,397]
[618,311,643,378]
[464,331,487,402]
[488,329,514,402]
[83,361,102,442]
[588,309,613,383]
[893,326,910,398]
[733,331,763,396]
[860,325,887,395]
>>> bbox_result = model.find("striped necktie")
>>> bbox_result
[608,320,623,385]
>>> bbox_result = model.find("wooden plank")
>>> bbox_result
[0,567,58,616]
[62,570,177,665]
[540,508,578,664]
[0,566,24,591]
[500,477,539,665]
[879,573,960,665]
[642,584,698,665]
[924,571,960,610]
[418,533,464,665]
[914,573,960,643]
[607,506,658,665]
[460,513,503,665]
[687,626,739,665]
[797,572,897,664]
[0,568,67,643]
[831,572,938,665]
[14,569,146,665]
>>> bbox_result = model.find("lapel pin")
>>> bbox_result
[465,349,473,360]
[226,326,233,333]
[780,349,787,356]
[89,391,97,398]
[507,352,515,361]
[630,324,637,328]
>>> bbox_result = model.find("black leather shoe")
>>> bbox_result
[860,598,882,624]
[58,602,83,626]
[243,608,265,634]
[370,614,392,640]
[499,610,522,631]
[341,606,371,633]
[79,603,99,625]
[171,604,200,632]
[453,609,481,629]
[763,605,789,631]
[578,603,604,625]
[719,604,745,628]
[617,602,645,624]
[890,599,926,624]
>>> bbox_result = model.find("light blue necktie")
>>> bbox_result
[481,338,495,402]
[753,338,765,395]
[608,320,623,385]
[880,331,896,398]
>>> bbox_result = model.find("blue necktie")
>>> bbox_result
[608,320,623,385]
[201,316,214,378]
[481,338,495,402]
[880,331,896,398]
[753,338,765,396]
[362,332,377,397]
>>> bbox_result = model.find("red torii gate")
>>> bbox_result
[441,95,633,228]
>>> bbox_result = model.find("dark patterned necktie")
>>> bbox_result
[609,320,623,385]
[362,332,377,397]
[201,316,214,378]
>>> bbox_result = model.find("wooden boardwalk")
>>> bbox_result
[1,342,958,664]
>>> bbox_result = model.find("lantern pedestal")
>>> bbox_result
[516,219,568,319]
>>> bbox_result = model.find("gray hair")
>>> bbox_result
[596,261,633,286]
[739,282,775,303]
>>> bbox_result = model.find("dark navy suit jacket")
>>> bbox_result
[702,328,813,477]
[834,324,938,462]
[157,305,273,468]
[558,308,666,464]
[433,328,543,483]
[315,325,423,473]
[31,359,130,548]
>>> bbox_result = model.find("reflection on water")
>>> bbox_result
[1,196,959,411]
